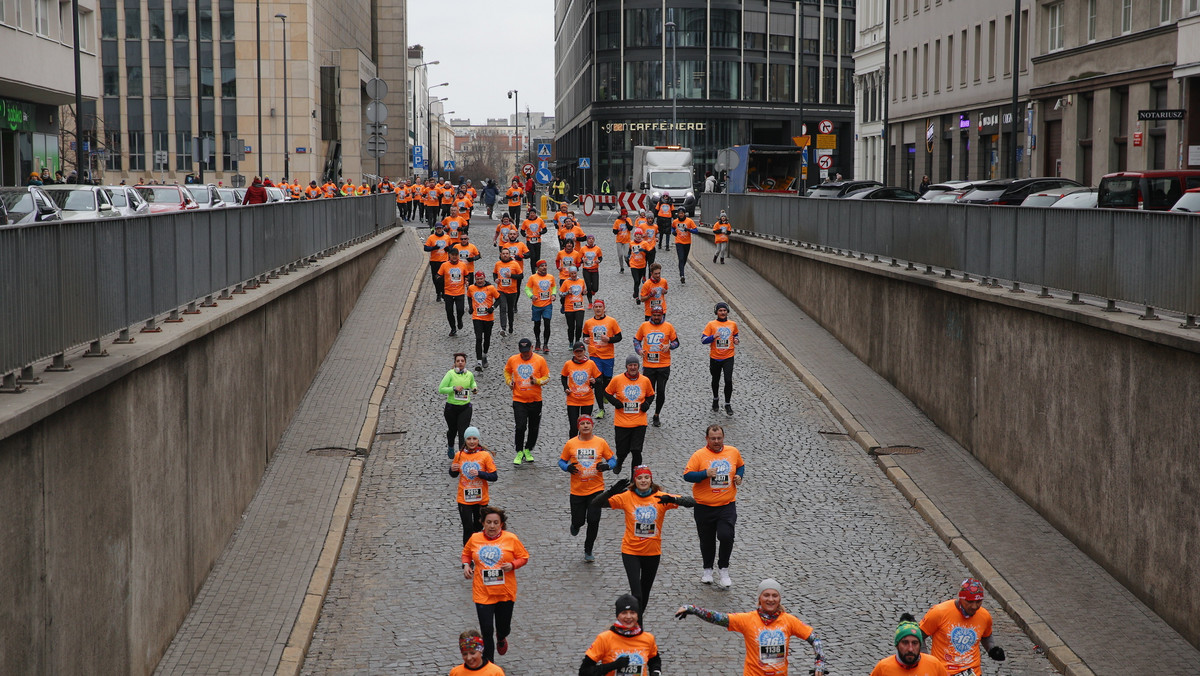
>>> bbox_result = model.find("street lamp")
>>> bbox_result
[275,13,289,180]
[437,111,455,179]
[410,60,438,174]
[665,20,678,145]
[507,89,519,179]
[427,94,448,177]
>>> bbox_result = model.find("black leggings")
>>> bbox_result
[444,402,472,451]
[458,502,483,545]
[533,316,551,347]
[566,404,594,439]
[621,553,661,625]
[583,269,600,300]
[710,357,734,403]
[429,261,445,297]
[565,310,584,345]
[694,503,737,569]
[655,217,672,248]
[445,294,465,331]
[512,400,543,453]
[631,267,645,298]
[508,204,521,221]
[643,366,670,416]
[473,319,493,360]
[614,425,647,472]
[592,374,611,413]
[498,292,518,332]
[475,600,514,663]
[527,242,542,266]
[675,243,691,277]
[570,491,602,554]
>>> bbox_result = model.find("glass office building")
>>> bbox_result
[554,0,857,194]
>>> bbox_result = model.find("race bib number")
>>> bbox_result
[500,277,513,289]
[623,401,640,414]
[481,568,505,586]
[463,487,483,503]
[716,338,730,349]
[528,236,539,243]
[476,306,488,316]
[455,389,470,402]
[759,642,785,664]
[650,299,662,309]
[711,472,730,489]
[646,351,660,363]
[572,299,584,311]
[634,522,656,538]
[538,291,550,300]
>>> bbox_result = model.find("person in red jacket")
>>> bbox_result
[242,177,268,205]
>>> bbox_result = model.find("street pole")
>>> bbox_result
[508,89,519,179]
[1009,0,1021,178]
[666,21,677,145]
[256,0,262,177]
[195,0,204,183]
[276,14,289,180]
[71,0,86,181]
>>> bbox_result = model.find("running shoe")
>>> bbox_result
[681,276,686,284]
[713,254,718,263]
[513,451,523,466]
[725,404,734,415]
[595,409,605,419]
[449,329,457,337]
[570,524,581,537]
[475,360,482,370]
[701,569,713,585]
[651,415,661,427]
[447,445,455,459]
[584,552,595,563]
[711,399,719,413]
[720,258,725,264]
[499,329,507,337]
[497,638,508,656]
[718,569,732,588]
[482,357,489,369]
[523,448,535,462]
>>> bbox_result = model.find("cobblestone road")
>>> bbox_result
[302,212,1057,675]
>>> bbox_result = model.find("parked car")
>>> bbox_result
[958,177,1083,205]
[104,185,151,216]
[1048,189,1099,209]
[844,186,921,201]
[135,185,200,213]
[918,180,988,201]
[217,187,245,206]
[187,183,228,209]
[1168,187,1200,213]
[0,185,63,225]
[1019,186,1095,207]
[1097,170,1200,210]
[41,185,122,221]
[264,186,286,203]
[807,180,883,198]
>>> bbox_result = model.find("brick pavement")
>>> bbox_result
[301,212,1055,674]
[683,233,1200,675]
[155,230,423,675]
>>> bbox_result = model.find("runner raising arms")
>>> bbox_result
[578,594,663,676]
[676,578,827,676]
[869,615,949,676]
[449,426,498,545]
[558,414,614,562]
[451,629,506,676]
[582,300,622,420]
[683,424,744,588]
[920,579,1005,676]
[633,307,678,428]
[461,507,529,663]
[702,302,740,414]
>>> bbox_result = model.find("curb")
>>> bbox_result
[275,228,426,676]
[690,251,1091,676]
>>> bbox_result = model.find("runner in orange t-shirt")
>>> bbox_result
[492,248,524,337]
[461,507,529,663]
[558,414,614,561]
[870,615,950,676]
[520,207,547,267]
[559,267,587,346]
[556,239,583,277]
[582,300,623,420]
[634,307,679,427]
[628,230,655,302]
[578,233,603,305]
[524,260,557,353]
[449,426,498,544]
[672,208,700,283]
[456,232,482,277]
[451,629,506,676]
[603,356,655,474]
[579,594,662,676]
[713,211,732,263]
[920,579,1004,675]
[468,273,501,370]
[591,467,694,624]
[504,338,550,465]
[437,248,471,337]
[423,222,452,300]
[683,424,745,587]
[499,230,530,272]
[638,263,669,320]
[702,302,740,414]
[561,342,602,436]
[676,578,827,676]
[612,209,634,273]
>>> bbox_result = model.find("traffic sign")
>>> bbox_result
[443,160,456,172]
[367,123,388,136]
[537,143,552,159]
[522,163,535,177]
[817,155,832,170]
[818,119,833,134]
[366,101,388,124]
[578,157,591,169]
[366,135,388,158]
[801,123,807,136]
[365,77,388,101]
[538,160,549,170]
[535,167,552,184]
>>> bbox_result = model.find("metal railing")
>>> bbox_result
[0,195,397,384]
[702,193,1200,319]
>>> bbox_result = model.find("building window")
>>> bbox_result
[1160,0,1171,24]
[960,29,967,85]
[923,42,929,94]
[676,59,706,98]
[744,11,765,51]
[1086,0,1096,41]
[219,6,234,39]
[843,19,855,51]
[174,66,190,97]
[124,2,139,39]
[802,16,819,54]
[624,8,661,48]
[769,34,794,52]
[987,20,996,80]
[197,6,211,40]
[973,25,981,82]
[824,17,837,55]
[623,60,662,99]
[669,7,706,47]
[103,66,120,96]
[105,132,122,170]
[127,66,143,96]
[1121,0,1132,34]
[596,10,619,50]
[768,63,794,102]
[946,33,953,90]
[900,50,907,99]
[35,0,51,35]
[709,59,739,99]
[101,7,117,37]
[221,66,236,97]
[152,131,169,171]
[175,130,192,171]
[710,9,740,48]
[934,39,941,92]
[128,132,145,171]
[149,6,164,39]
[911,48,917,97]
[172,1,187,39]
[744,62,765,100]
[1189,0,1200,17]
[1047,4,1063,52]
[1003,16,1011,76]
[596,61,620,100]
[806,65,818,103]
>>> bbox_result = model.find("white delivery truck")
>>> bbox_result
[633,145,696,215]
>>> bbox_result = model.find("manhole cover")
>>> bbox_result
[870,445,924,455]
[307,447,357,457]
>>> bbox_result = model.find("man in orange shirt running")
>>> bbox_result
[638,263,669,321]
[424,221,453,301]
[582,299,622,420]
[557,413,614,562]
[505,338,550,465]
[870,615,949,676]
[520,206,548,273]
[920,579,1005,675]
[561,341,602,437]
[524,260,557,353]
[702,302,740,414]
[634,307,678,428]
[438,247,471,337]
[493,247,524,338]
[612,208,634,273]
[683,424,744,588]
[603,355,655,475]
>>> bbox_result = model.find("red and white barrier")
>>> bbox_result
[581,191,647,216]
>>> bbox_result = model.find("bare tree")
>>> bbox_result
[457,131,516,184]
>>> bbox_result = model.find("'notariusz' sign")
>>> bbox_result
[1138,109,1185,121]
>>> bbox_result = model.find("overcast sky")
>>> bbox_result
[408,0,556,124]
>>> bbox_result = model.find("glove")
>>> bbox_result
[596,460,611,472]
[639,401,652,413]
[486,306,494,313]
[657,494,676,504]
[988,646,1005,662]
[611,478,630,493]
[674,607,690,620]
[567,462,580,474]
[609,656,631,671]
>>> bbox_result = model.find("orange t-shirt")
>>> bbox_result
[457,243,482,275]
[634,320,678,367]
[713,222,731,243]
[727,611,814,676]
[613,218,633,243]
[469,284,501,321]
[443,216,468,242]
[639,278,669,316]
[673,218,696,244]
[493,260,524,294]
[450,661,506,676]
[869,654,950,676]
[583,316,621,360]
[559,435,614,496]
[505,353,550,403]
[452,449,496,505]
[607,489,677,556]
[426,233,452,262]
[556,249,583,273]
[525,273,557,307]
[506,186,524,207]
[424,186,441,207]
[605,373,654,428]
[579,244,603,270]
[702,319,739,360]
[561,358,602,406]
[495,221,517,243]
[642,221,659,242]
[500,241,529,270]
[656,202,673,219]
[628,241,654,269]
[634,217,652,232]
[561,277,587,312]
[462,530,529,604]
[684,445,744,506]
[584,629,659,676]
[521,218,545,243]
[920,601,992,675]
[438,260,471,297]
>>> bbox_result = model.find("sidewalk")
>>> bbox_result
[155,229,423,676]
[686,235,1200,675]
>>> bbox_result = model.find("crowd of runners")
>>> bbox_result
[423,179,1008,676]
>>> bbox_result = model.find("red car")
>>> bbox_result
[134,185,200,213]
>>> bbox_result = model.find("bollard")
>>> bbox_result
[200,294,218,308]
[165,307,184,322]
[1180,315,1197,329]
[142,316,162,332]
[1038,286,1052,298]
[182,301,201,315]
[1067,292,1083,305]
[218,288,234,300]
[924,264,935,275]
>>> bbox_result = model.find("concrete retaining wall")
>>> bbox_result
[722,233,1200,649]
[0,234,393,674]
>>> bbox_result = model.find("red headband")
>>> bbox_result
[632,465,652,479]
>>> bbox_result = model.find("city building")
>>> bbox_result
[853,0,886,182]
[79,0,406,187]
[0,0,100,185]
[553,0,858,195]
[451,112,556,183]
[886,0,1034,189]
[1030,0,1189,185]
[407,44,435,178]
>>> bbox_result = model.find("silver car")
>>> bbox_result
[264,186,286,203]
[0,185,63,226]
[104,185,151,216]
[217,187,245,206]
[186,184,228,209]
[41,185,121,221]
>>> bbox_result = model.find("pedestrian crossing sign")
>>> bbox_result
[578,157,591,169]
